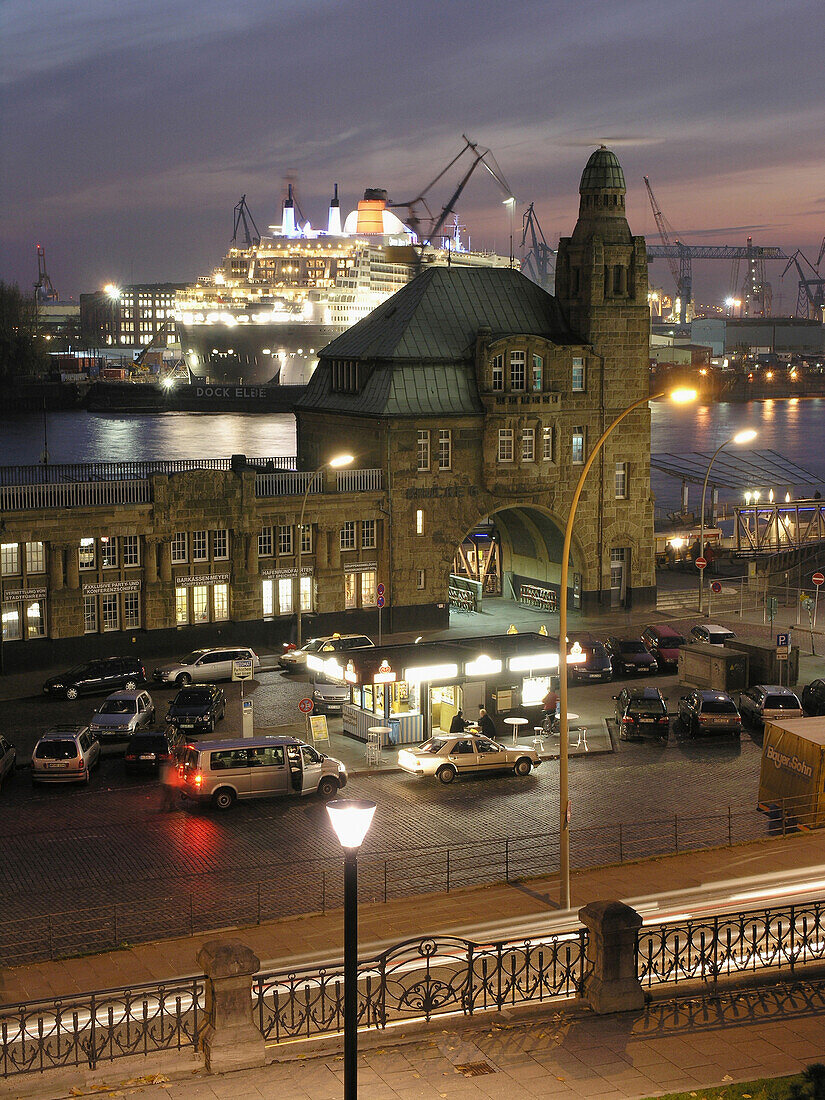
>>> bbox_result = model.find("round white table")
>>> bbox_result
[503,716,529,744]
[550,712,579,737]
[366,725,392,763]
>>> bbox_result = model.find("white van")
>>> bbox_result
[178,735,346,810]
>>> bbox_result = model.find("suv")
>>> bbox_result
[640,625,686,671]
[43,657,146,700]
[31,725,101,784]
[801,679,825,716]
[89,690,155,742]
[280,634,374,672]
[605,636,658,677]
[166,684,226,732]
[689,624,737,647]
[153,647,259,687]
[738,685,803,729]
[614,687,669,741]
[312,677,350,714]
[677,689,742,737]
[569,639,612,683]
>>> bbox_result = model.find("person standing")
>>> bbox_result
[449,709,470,734]
[477,707,497,740]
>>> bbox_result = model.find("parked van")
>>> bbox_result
[178,736,347,810]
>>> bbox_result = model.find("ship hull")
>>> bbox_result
[179,320,346,386]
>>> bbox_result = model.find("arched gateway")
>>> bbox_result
[296,147,656,629]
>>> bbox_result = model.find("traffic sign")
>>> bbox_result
[695,556,707,570]
[232,657,254,681]
[711,581,722,594]
[377,583,385,596]
[298,697,314,714]
[776,632,790,648]
[813,572,825,587]
[377,595,385,608]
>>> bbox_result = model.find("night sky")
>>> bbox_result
[2,0,822,308]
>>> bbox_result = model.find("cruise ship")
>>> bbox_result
[175,186,512,386]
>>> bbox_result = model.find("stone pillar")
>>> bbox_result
[144,537,158,584]
[159,540,172,583]
[578,901,644,1014]
[48,544,65,591]
[65,544,79,590]
[196,939,265,1074]
[246,532,258,574]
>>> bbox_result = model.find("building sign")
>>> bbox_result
[373,661,396,684]
[194,386,271,399]
[345,561,378,574]
[260,566,314,578]
[176,573,230,588]
[82,581,141,595]
[3,587,48,603]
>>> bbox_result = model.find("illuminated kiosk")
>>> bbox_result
[307,632,577,745]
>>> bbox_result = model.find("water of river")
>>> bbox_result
[1,399,823,512]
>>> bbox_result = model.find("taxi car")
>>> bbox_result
[398,733,541,784]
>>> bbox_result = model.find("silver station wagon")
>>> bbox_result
[398,733,542,784]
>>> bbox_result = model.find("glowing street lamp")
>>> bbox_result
[557,387,696,910]
[698,429,757,612]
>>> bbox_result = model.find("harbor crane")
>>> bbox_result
[34,244,58,304]
[232,195,261,247]
[781,249,825,320]
[520,203,555,290]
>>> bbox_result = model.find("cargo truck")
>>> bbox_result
[757,717,825,829]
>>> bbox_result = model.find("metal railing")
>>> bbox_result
[0,479,151,512]
[254,931,586,1043]
[0,457,297,485]
[255,470,320,498]
[336,468,383,492]
[0,976,203,1078]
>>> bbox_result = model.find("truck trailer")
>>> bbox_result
[757,717,825,829]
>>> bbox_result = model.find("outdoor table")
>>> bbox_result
[503,716,529,744]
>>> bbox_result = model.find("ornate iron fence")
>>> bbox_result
[253,931,586,1043]
[0,976,203,1078]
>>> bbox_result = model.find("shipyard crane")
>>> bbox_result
[34,244,58,303]
[232,195,261,247]
[520,203,555,290]
[132,319,174,372]
[781,249,825,319]
[643,176,687,320]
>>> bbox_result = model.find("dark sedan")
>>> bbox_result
[43,657,146,700]
[614,687,669,741]
[802,679,825,716]
[677,689,742,738]
[166,684,226,733]
[605,636,658,677]
[124,731,178,775]
[569,640,613,683]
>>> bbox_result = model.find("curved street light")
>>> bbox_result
[698,429,756,612]
[558,387,697,910]
[296,453,354,648]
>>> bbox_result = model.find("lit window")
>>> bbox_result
[26,600,45,638]
[213,530,228,560]
[79,538,96,571]
[278,525,293,556]
[192,586,208,623]
[300,525,312,554]
[175,588,188,625]
[259,526,273,558]
[101,536,118,569]
[572,357,585,392]
[101,594,119,632]
[615,462,628,499]
[2,603,21,641]
[417,430,430,472]
[340,522,356,551]
[362,519,376,550]
[171,532,187,563]
[25,542,45,573]
[192,531,208,562]
[122,535,140,567]
[361,570,376,605]
[300,575,312,612]
[213,584,229,621]
[123,591,141,629]
[437,429,452,470]
[1,544,19,576]
[344,572,358,609]
[492,354,504,391]
[510,350,526,390]
[83,595,98,634]
[278,578,293,615]
[542,425,554,461]
[572,426,585,465]
[522,427,535,462]
[416,510,424,536]
[532,355,543,392]
[498,428,514,463]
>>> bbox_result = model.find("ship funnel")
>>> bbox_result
[282,183,298,238]
[328,182,343,236]
[356,188,389,235]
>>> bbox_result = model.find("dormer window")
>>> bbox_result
[331,359,360,393]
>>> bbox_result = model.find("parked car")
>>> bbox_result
[166,684,226,733]
[677,689,742,737]
[689,623,737,647]
[124,731,179,776]
[89,690,155,742]
[613,687,669,741]
[738,684,803,729]
[312,677,350,714]
[569,640,613,683]
[0,735,16,788]
[605,636,659,676]
[31,725,101,784]
[801,679,825,716]
[398,733,542,784]
[640,625,687,671]
[153,647,259,687]
[43,657,146,700]
[279,633,374,672]
[178,736,347,809]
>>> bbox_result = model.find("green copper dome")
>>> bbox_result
[579,146,626,192]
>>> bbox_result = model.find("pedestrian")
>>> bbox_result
[542,685,559,733]
[449,709,469,734]
[158,758,181,812]
[477,707,497,740]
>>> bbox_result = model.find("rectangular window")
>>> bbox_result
[278,578,293,615]
[262,579,274,618]
[510,350,526,390]
[213,584,229,621]
[522,427,535,462]
[615,462,628,499]
[344,572,357,609]
[572,357,585,392]
[175,587,188,625]
[171,532,187,563]
[417,430,430,472]
[258,526,273,558]
[360,570,376,605]
[192,585,208,623]
[101,594,119,632]
[362,519,376,550]
[492,354,504,391]
[542,425,554,462]
[2,603,21,641]
[437,429,451,471]
[572,426,585,465]
[277,525,293,556]
[340,522,356,551]
[300,524,312,554]
[416,509,424,536]
[26,600,45,638]
[122,535,140,567]
[1,544,19,576]
[123,591,141,629]
[25,542,45,573]
[192,531,208,562]
[532,354,543,392]
[79,539,96,570]
[498,428,514,463]
[417,569,425,590]
[300,575,312,612]
[83,594,98,634]
[213,530,229,560]
[101,536,118,569]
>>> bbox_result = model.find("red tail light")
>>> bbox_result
[192,771,203,787]
[76,758,84,769]
[622,716,633,724]
[159,752,172,761]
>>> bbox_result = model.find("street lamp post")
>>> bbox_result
[296,453,354,649]
[698,430,757,613]
[326,798,377,1100]
[558,387,696,910]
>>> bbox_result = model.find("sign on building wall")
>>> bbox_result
[81,581,141,595]
[176,573,230,588]
[3,587,48,602]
